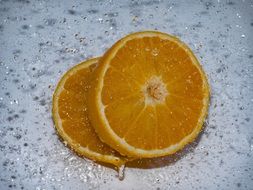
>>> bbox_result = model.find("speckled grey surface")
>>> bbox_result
[0,0,253,189]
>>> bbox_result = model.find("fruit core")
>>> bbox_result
[143,76,168,105]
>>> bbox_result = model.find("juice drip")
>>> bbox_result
[117,164,125,180]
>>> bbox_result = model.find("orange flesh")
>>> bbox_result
[102,36,206,150]
[56,63,122,158]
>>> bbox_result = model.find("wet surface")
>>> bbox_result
[0,0,253,189]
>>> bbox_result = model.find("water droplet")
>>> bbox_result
[87,171,95,179]
[151,48,159,56]
[132,16,138,22]
[145,47,150,52]
[167,6,173,11]
[65,48,79,53]
[97,18,103,23]
[80,173,88,182]
[63,141,68,146]
[46,41,52,46]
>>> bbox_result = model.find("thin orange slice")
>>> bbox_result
[52,58,126,167]
[88,31,210,158]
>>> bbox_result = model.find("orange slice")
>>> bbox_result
[88,31,210,158]
[52,58,126,167]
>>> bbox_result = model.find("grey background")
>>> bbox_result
[0,0,253,189]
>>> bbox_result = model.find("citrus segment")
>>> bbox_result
[104,93,145,138]
[52,58,126,167]
[123,106,157,150]
[88,31,210,158]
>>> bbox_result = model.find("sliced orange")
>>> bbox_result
[52,58,126,167]
[88,31,210,158]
